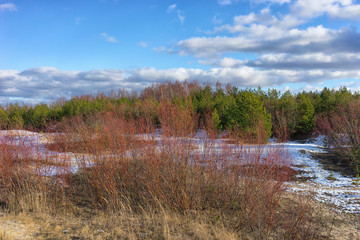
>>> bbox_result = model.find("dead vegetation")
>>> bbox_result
[0,105,353,239]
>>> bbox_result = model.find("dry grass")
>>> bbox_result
[1,208,241,240]
[0,108,336,239]
[1,192,355,240]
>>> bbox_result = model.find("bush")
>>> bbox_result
[0,102,328,239]
[42,109,305,238]
[317,99,360,173]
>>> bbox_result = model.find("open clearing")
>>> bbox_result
[1,130,360,239]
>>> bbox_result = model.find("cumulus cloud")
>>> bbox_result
[248,53,360,70]
[170,0,360,91]
[175,0,360,63]
[214,58,246,68]
[345,81,360,92]
[179,26,350,57]
[291,0,360,20]
[0,68,130,104]
[100,33,119,43]
[213,53,360,70]
[249,0,360,20]
[300,79,360,93]
[177,7,360,58]
[2,0,360,104]
[0,3,17,12]
[1,66,360,104]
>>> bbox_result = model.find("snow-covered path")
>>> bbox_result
[193,136,360,213]
[280,138,360,213]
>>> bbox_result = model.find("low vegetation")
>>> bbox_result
[1,103,333,239]
[317,99,360,173]
[0,81,359,239]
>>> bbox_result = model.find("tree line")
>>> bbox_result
[0,81,358,141]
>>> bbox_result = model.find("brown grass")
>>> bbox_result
[1,192,351,240]
[0,108,334,239]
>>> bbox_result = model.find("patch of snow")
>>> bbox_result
[282,135,360,213]
[1,131,359,213]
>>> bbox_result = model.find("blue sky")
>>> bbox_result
[1,0,360,104]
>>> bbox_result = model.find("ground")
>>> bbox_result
[0,192,359,240]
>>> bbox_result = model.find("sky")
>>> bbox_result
[1,0,360,104]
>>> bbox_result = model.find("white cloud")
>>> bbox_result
[248,53,360,69]
[2,0,360,105]
[1,66,360,104]
[177,10,185,24]
[100,33,119,43]
[153,46,167,52]
[3,87,18,93]
[167,4,185,24]
[0,3,17,12]
[291,0,360,20]
[218,0,238,5]
[213,8,303,34]
[269,0,291,3]
[303,84,326,92]
[138,41,149,48]
[212,15,223,25]
[251,0,291,4]
[0,68,129,104]
[167,4,176,13]
[177,24,360,58]
[173,0,360,84]
[216,58,246,68]
[175,1,360,67]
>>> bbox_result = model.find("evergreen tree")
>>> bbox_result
[295,93,315,136]
[9,111,24,129]
[278,90,297,138]
[229,90,272,141]
[213,88,235,130]
[33,104,50,129]
[211,108,222,130]
[0,107,8,129]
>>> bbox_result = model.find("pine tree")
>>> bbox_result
[0,107,8,129]
[295,93,315,136]
[212,108,222,130]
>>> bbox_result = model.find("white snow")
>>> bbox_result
[281,136,360,213]
[0,130,93,175]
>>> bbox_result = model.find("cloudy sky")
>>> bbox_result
[1,0,360,104]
